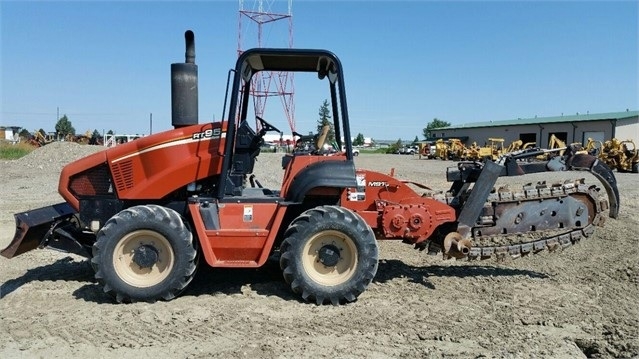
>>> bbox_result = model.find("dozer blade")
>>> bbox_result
[1,202,76,259]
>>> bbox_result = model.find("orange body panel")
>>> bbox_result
[59,122,226,210]
[340,169,457,243]
[189,202,287,267]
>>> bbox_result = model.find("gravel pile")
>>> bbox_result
[10,142,104,171]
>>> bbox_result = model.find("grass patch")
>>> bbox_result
[358,148,393,155]
[0,141,37,159]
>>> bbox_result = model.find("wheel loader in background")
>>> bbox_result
[1,31,620,305]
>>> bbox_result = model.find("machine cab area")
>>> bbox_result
[218,48,356,199]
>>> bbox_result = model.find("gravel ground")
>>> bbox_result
[0,142,637,358]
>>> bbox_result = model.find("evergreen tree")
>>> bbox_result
[55,115,75,138]
[18,129,31,139]
[90,129,102,145]
[316,99,335,142]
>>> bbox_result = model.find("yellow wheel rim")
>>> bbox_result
[113,230,174,288]
[302,230,357,286]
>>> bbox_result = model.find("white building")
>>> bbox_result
[0,126,22,144]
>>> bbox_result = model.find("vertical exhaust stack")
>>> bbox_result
[171,30,198,128]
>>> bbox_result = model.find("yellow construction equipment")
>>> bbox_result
[447,138,466,161]
[598,138,638,173]
[464,138,504,161]
[27,130,56,147]
[417,142,435,159]
[548,134,567,156]
[580,138,602,156]
[434,139,448,160]
[505,139,536,153]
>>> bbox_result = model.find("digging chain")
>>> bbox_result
[435,179,609,260]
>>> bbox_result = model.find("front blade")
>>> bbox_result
[1,203,76,259]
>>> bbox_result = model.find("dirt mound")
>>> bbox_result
[16,142,104,171]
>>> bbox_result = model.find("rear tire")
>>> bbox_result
[279,206,378,305]
[632,162,638,173]
[91,205,198,303]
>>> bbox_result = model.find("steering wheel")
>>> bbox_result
[255,116,281,136]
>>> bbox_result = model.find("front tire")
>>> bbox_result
[91,205,198,303]
[279,206,378,305]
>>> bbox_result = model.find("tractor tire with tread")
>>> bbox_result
[91,205,198,303]
[279,205,378,305]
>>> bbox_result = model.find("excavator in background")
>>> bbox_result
[26,130,56,147]
[1,30,621,305]
[547,134,567,157]
[526,134,568,162]
[505,139,536,154]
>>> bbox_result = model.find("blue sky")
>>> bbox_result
[1,1,637,141]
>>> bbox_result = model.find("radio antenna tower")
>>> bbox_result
[238,0,295,134]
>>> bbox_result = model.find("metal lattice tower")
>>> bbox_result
[238,0,295,134]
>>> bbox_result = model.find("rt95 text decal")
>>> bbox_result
[192,128,222,140]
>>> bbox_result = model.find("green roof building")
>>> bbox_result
[429,110,638,147]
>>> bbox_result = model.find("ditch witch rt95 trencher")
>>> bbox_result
[2,31,620,305]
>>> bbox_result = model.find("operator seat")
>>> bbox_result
[316,125,330,152]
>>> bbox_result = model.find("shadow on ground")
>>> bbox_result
[1,256,549,304]
[0,256,94,299]
[373,259,549,289]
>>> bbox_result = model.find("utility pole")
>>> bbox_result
[149,113,153,135]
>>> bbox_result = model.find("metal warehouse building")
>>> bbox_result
[430,110,639,147]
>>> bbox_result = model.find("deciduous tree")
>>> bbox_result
[423,118,451,139]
